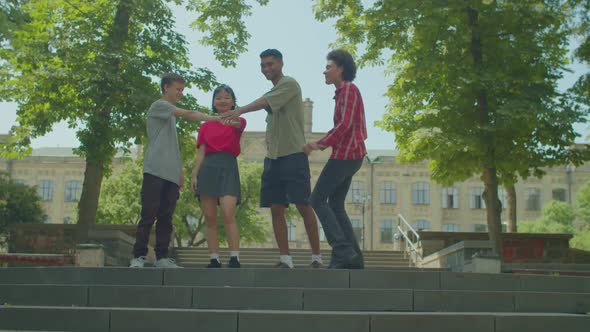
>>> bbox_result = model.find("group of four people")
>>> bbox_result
[129,48,367,270]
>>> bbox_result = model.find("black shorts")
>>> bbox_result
[260,152,311,207]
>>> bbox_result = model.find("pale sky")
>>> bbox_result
[0,0,587,149]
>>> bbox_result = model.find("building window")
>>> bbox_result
[552,189,567,202]
[287,220,297,242]
[347,181,364,203]
[473,224,487,232]
[470,187,486,209]
[442,223,460,232]
[525,188,541,211]
[38,180,54,201]
[351,219,363,243]
[65,180,82,202]
[380,181,396,204]
[442,187,459,209]
[13,179,27,185]
[412,182,430,205]
[412,219,430,230]
[380,219,395,243]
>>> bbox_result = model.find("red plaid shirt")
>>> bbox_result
[317,81,367,160]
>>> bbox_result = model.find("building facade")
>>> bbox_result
[2,100,589,251]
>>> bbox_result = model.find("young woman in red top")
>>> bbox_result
[304,49,367,269]
[191,85,246,268]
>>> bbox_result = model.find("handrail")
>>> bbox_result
[398,213,420,242]
[397,213,422,264]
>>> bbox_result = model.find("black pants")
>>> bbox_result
[310,158,364,266]
[132,173,179,260]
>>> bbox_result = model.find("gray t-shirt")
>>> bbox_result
[143,99,182,185]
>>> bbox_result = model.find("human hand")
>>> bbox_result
[303,142,318,155]
[190,175,198,193]
[223,108,242,121]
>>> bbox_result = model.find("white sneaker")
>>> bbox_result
[154,258,183,268]
[129,256,146,268]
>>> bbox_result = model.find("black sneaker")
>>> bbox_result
[228,256,241,268]
[207,258,222,268]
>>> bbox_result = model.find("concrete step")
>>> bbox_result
[1,284,589,314]
[0,306,588,332]
[174,258,409,266]
[0,268,589,293]
[174,248,410,269]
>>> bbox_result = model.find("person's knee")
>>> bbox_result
[328,200,345,213]
[310,193,328,210]
[270,205,285,218]
[222,214,236,226]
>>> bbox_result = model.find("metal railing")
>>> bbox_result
[397,213,422,265]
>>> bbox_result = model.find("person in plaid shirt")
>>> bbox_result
[304,49,367,269]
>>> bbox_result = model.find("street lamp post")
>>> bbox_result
[354,193,371,250]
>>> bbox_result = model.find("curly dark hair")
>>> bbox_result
[160,73,185,93]
[326,49,357,81]
[211,84,237,113]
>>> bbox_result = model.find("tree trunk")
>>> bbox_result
[468,6,502,256]
[76,160,104,240]
[483,168,503,256]
[506,184,517,232]
[75,0,131,241]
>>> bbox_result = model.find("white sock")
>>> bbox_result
[280,255,294,268]
[311,254,322,264]
[210,253,220,262]
[230,251,240,260]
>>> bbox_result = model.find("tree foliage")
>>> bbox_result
[520,180,590,250]
[519,200,575,233]
[185,0,269,67]
[567,0,590,106]
[0,172,45,246]
[312,0,590,254]
[0,0,217,231]
[0,0,27,43]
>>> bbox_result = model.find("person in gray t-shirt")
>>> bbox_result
[130,73,221,269]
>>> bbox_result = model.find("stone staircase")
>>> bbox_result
[173,248,411,269]
[0,267,589,331]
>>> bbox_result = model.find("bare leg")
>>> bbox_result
[201,196,219,255]
[296,203,321,255]
[271,204,289,255]
[219,195,240,252]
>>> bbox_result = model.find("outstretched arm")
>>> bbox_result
[224,98,269,121]
[175,108,220,122]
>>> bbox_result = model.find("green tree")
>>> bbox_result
[574,179,590,228]
[0,0,27,42]
[567,0,590,106]
[519,200,575,233]
[310,0,589,255]
[96,159,143,226]
[0,173,45,246]
[0,0,216,239]
[571,228,590,250]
